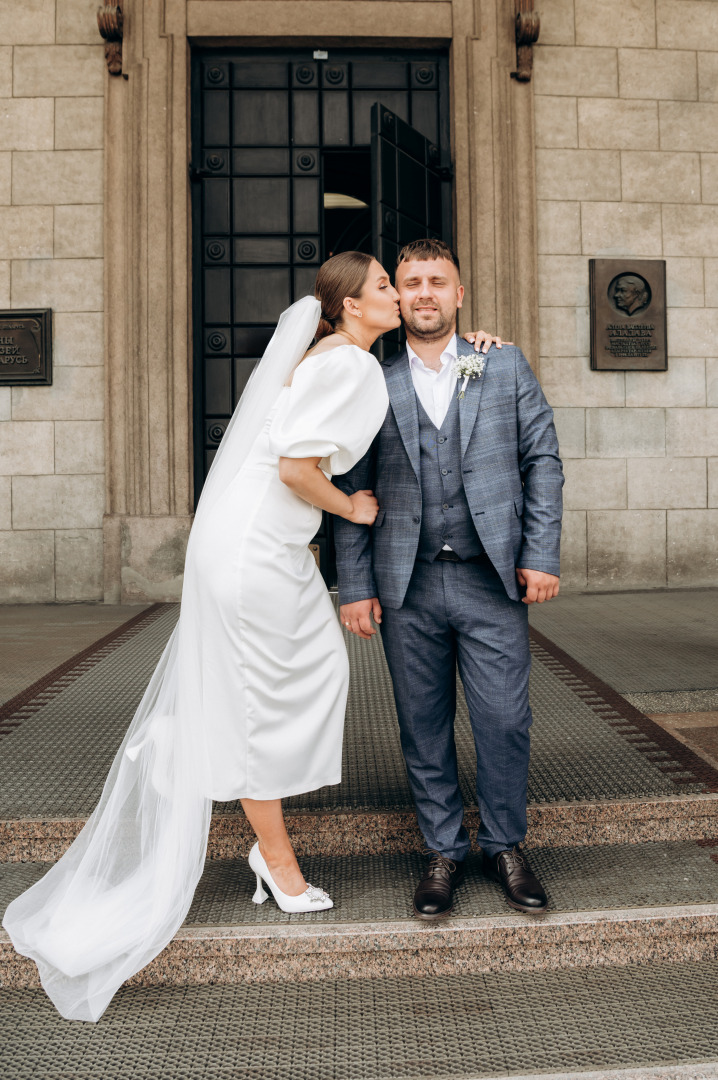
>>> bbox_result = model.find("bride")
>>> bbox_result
[3,250,499,1022]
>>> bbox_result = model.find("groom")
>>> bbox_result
[333,239,564,918]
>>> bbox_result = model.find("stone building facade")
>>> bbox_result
[0,0,716,603]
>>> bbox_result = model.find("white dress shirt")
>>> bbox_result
[406,334,458,430]
[407,334,459,551]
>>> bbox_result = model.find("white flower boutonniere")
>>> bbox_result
[454,355,485,399]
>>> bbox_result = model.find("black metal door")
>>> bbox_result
[191,49,450,584]
[371,103,447,361]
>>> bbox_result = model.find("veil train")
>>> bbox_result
[2,297,322,1022]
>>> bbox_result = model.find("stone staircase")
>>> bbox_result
[1,597,718,1077]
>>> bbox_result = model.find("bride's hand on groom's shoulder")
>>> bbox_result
[462,330,514,354]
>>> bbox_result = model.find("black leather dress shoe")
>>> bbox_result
[483,847,547,913]
[413,850,465,920]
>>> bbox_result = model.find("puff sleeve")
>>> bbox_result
[268,344,389,476]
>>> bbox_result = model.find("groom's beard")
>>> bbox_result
[402,303,456,342]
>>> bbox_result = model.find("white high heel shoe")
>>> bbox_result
[248,842,333,913]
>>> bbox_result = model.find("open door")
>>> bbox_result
[371,102,446,359]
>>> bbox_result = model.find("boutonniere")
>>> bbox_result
[454,355,485,399]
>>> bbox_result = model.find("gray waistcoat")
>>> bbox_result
[416,392,484,562]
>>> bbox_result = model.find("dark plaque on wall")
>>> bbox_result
[589,259,666,371]
[0,310,52,385]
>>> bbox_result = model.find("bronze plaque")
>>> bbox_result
[589,259,666,371]
[0,309,52,385]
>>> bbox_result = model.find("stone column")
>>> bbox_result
[103,0,193,602]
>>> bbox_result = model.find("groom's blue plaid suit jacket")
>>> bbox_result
[333,336,564,608]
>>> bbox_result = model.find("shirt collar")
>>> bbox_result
[406,334,458,372]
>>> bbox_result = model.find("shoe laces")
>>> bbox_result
[423,849,457,876]
[500,847,527,873]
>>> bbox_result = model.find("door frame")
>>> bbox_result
[102,0,540,602]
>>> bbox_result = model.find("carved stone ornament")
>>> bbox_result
[97,0,124,77]
[511,0,540,82]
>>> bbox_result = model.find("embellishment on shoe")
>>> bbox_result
[305,885,330,903]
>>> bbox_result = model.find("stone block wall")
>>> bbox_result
[1,0,717,601]
[0,0,105,601]
[534,0,718,590]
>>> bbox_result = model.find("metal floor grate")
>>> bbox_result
[0,603,714,820]
[3,840,718,927]
[3,960,718,1079]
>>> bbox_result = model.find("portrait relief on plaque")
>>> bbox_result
[589,260,667,371]
[0,309,52,385]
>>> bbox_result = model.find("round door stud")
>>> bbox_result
[207,331,227,351]
[297,240,317,261]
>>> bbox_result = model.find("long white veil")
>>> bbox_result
[2,297,322,1022]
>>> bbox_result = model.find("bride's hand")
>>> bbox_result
[346,489,379,525]
[462,330,514,354]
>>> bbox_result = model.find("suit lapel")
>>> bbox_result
[384,350,421,482]
[457,337,488,458]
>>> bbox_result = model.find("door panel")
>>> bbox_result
[233,90,289,145]
[203,91,230,145]
[352,61,408,88]
[204,357,232,414]
[292,91,319,145]
[232,148,289,174]
[234,268,291,323]
[203,268,231,324]
[232,178,290,232]
[203,180,230,234]
[232,61,287,88]
[322,93,350,146]
[292,178,321,232]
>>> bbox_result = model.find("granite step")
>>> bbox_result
[3,840,718,990]
[3,791,718,862]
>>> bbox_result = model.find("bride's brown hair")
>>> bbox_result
[314,251,375,339]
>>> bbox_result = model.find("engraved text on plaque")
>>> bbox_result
[0,309,53,385]
[589,260,667,371]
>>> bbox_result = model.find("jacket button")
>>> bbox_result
[438,436,445,443]
[412,516,420,524]
[442,503,449,510]
[441,468,448,475]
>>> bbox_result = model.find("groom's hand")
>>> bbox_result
[340,598,382,639]
[516,568,560,604]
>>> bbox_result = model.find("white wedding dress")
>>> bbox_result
[192,343,388,800]
[3,298,389,1022]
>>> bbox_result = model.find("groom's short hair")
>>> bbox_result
[396,239,460,274]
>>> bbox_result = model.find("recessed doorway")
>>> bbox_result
[191,47,451,584]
